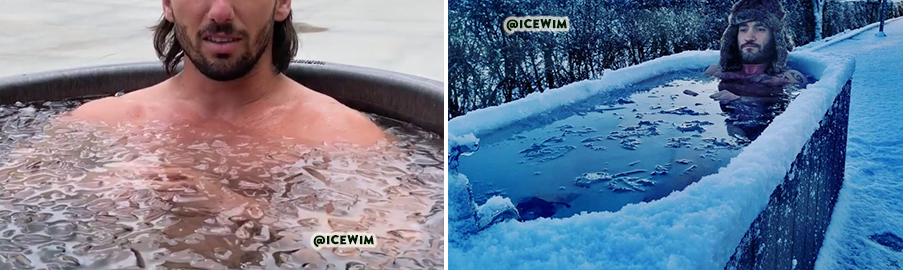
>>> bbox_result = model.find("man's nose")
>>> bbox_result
[208,0,235,24]
[742,31,756,42]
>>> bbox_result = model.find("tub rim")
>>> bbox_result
[0,61,445,135]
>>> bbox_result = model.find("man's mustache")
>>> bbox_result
[198,23,248,37]
[741,42,760,49]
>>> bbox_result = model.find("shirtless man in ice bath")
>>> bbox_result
[705,0,808,102]
[62,0,388,206]
[52,0,396,266]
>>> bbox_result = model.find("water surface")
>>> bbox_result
[0,98,444,270]
[456,71,802,219]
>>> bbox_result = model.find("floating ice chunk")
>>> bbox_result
[562,127,597,136]
[677,122,706,133]
[620,138,641,150]
[583,143,606,151]
[476,196,520,231]
[683,89,699,96]
[574,172,613,188]
[608,177,655,192]
[660,106,709,116]
[652,165,669,175]
[521,145,576,162]
[617,98,635,104]
[594,105,627,112]
[628,161,641,166]
[541,136,564,144]
[665,137,692,148]
[613,169,647,177]
[683,164,698,174]
[582,136,607,143]
[675,159,692,164]
[18,106,36,117]
[637,120,657,126]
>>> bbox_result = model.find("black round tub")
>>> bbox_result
[0,61,445,135]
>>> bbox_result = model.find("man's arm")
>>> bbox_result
[704,64,722,77]
[783,70,808,85]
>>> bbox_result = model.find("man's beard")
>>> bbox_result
[740,39,775,65]
[173,20,272,81]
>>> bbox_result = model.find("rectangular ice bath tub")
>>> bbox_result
[448,50,854,269]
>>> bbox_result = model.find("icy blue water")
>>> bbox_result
[456,71,803,218]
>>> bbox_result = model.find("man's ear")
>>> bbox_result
[275,0,292,22]
[162,0,174,22]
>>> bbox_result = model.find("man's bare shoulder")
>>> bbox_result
[293,87,386,146]
[67,89,153,123]
[782,69,808,85]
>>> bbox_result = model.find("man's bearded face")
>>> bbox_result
[737,21,775,64]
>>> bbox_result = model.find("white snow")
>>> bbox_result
[449,48,856,268]
[449,172,478,243]
[813,19,903,270]
[798,16,903,52]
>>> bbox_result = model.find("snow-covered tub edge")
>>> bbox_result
[448,50,855,269]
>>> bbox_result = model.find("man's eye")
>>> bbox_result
[756,28,767,32]
[739,28,748,32]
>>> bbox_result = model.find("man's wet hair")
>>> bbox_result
[150,12,299,76]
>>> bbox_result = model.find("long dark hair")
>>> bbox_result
[150,12,299,75]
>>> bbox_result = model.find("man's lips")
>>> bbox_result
[202,34,242,55]
[202,34,242,43]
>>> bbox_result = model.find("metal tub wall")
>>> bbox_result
[726,80,851,270]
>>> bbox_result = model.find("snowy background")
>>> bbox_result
[448,1,903,269]
[448,0,903,118]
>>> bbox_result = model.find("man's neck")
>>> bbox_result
[170,60,286,117]
[741,63,768,75]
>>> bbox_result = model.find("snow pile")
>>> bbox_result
[448,172,478,245]
[448,50,855,269]
[448,133,479,170]
[448,51,720,138]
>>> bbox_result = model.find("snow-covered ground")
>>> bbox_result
[449,16,903,270]
[814,19,903,270]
